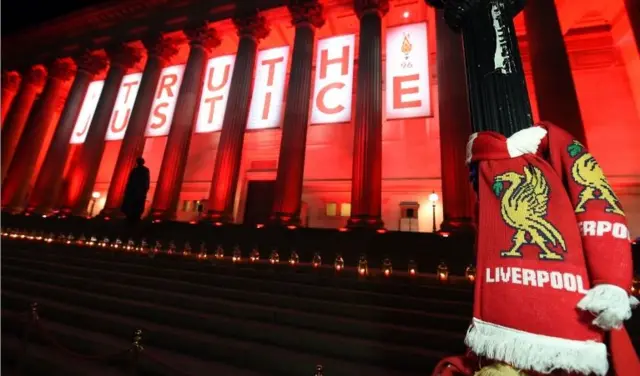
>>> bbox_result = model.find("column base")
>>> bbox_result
[23,206,57,218]
[347,215,384,230]
[269,212,301,227]
[199,210,232,225]
[57,207,87,219]
[97,208,125,221]
[147,209,177,223]
[1,206,25,215]
[440,217,476,234]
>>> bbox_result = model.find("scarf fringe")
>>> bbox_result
[577,284,639,330]
[465,318,608,376]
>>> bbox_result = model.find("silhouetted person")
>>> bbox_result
[121,157,150,223]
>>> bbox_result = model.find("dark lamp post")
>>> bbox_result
[425,0,532,136]
[428,191,439,232]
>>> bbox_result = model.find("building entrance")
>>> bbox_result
[243,180,275,225]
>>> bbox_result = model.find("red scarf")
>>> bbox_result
[433,123,638,376]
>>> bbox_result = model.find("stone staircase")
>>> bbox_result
[1,239,476,375]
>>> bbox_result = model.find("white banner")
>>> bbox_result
[69,80,104,144]
[246,46,289,130]
[145,64,186,137]
[195,54,236,133]
[310,34,355,125]
[385,22,431,119]
[105,73,143,141]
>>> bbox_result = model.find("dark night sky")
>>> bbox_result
[2,0,111,36]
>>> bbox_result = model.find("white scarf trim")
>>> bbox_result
[465,317,608,376]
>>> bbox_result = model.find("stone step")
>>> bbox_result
[2,278,448,372]
[1,332,122,376]
[4,242,474,300]
[2,264,466,351]
[3,255,470,332]
[2,249,474,315]
[2,310,265,376]
[2,291,424,376]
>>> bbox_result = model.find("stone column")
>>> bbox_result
[204,13,270,223]
[1,71,21,125]
[102,35,178,217]
[524,0,586,143]
[434,8,475,233]
[626,0,640,53]
[60,44,142,216]
[2,59,76,211]
[26,52,108,214]
[270,1,325,226]
[1,65,47,179]
[149,26,220,220]
[347,0,388,230]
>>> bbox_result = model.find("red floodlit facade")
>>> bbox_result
[1,0,639,235]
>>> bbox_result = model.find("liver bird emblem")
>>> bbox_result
[568,141,624,216]
[492,166,567,260]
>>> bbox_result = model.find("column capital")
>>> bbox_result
[25,65,47,87]
[105,43,143,70]
[233,12,270,42]
[288,0,326,28]
[2,71,21,91]
[184,25,221,52]
[354,0,389,19]
[74,50,109,75]
[143,34,180,64]
[49,58,76,81]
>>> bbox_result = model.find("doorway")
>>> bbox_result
[243,180,276,225]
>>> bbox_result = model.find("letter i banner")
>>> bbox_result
[433,122,639,376]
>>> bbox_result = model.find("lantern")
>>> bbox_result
[334,254,344,272]
[198,243,208,259]
[250,248,260,262]
[183,242,192,256]
[167,241,176,255]
[65,233,74,245]
[382,258,392,277]
[214,245,224,260]
[289,250,299,266]
[465,264,477,283]
[269,250,280,264]
[631,276,640,296]
[125,239,135,251]
[139,239,149,253]
[357,255,369,276]
[113,238,123,249]
[232,246,242,263]
[408,260,418,276]
[437,261,449,282]
[312,253,322,268]
[152,241,162,257]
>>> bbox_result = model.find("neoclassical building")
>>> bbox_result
[2,0,639,235]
